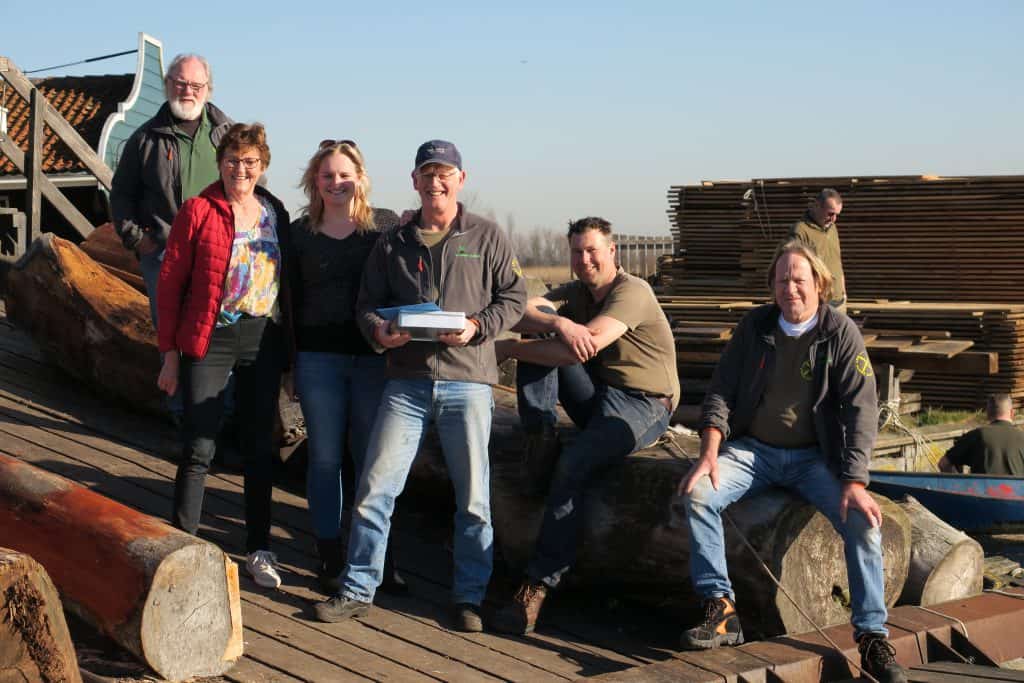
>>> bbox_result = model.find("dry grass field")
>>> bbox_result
[523,264,572,286]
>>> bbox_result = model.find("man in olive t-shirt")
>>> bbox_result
[939,393,1024,475]
[492,216,678,635]
[787,188,847,311]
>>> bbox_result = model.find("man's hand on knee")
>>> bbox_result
[677,454,719,496]
[677,427,724,496]
[840,482,882,528]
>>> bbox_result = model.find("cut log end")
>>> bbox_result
[140,542,240,680]
[0,548,82,683]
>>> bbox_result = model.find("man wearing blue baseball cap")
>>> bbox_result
[314,140,526,632]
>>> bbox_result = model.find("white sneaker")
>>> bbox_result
[246,550,282,589]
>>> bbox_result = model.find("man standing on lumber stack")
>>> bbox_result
[110,54,234,422]
[939,393,1024,475]
[676,242,907,683]
[788,188,847,313]
[490,216,679,635]
[313,140,526,632]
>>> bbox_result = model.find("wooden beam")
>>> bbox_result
[0,58,114,190]
[24,89,42,245]
[868,349,998,375]
[0,135,96,239]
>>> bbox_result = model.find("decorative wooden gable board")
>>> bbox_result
[98,33,165,172]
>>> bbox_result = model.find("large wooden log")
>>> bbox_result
[409,387,911,638]
[0,548,82,683]
[78,222,145,294]
[3,234,162,413]
[896,495,984,606]
[0,453,243,682]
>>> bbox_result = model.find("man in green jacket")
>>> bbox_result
[939,394,1024,475]
[788,188,846,312]
[313,140,526,632]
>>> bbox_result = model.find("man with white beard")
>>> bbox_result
[111,53,234,330]
[111,54,234,421]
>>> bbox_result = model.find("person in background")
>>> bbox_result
[111,53,233,422]
[787,188,847,312]
[288,139,405,594]
[157,123,292,589]
[939,393,1024,475]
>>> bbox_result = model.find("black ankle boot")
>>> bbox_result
[315,538,343,594]
[379,539,408,595]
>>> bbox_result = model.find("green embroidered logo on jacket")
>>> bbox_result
[455,246,481,259]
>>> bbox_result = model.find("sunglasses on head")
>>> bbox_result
[319,138,357,150]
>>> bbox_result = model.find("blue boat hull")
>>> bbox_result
[868,471,1024,533]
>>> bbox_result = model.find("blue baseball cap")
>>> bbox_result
[415,139,462,171]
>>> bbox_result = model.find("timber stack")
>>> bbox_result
[661,174,1024,409]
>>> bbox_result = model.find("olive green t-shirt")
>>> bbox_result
[748,328,818,448]
[546,269,680,410]
[175,109,219,202]
[944,420,1024,475]
[418,223,453,303]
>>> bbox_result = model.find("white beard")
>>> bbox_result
[167,96,204,121]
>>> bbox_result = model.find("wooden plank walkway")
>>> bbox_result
[0,307,684,682]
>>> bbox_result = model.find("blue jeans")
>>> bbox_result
[683,436,889,637]
[295,352,386,540]
[140,248,184,416]
[341,379,494,605]
[518,361,671,588]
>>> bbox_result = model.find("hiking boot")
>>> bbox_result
[313,595,371,623]
[523,426,560,497]
[315,539,344,594]
[492,581,548,635]
[858,632,908,683]
[246,550,282,589]
[452,602,483,633]
[679,596,744,650]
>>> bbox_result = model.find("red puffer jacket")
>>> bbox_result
[157,181,293,360]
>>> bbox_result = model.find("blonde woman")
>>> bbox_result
[288,140,404,594]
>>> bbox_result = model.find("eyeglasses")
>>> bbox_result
[416,168,460,182]
[223,157,261,170]
[168,77,207,93]
[319,139,357,150]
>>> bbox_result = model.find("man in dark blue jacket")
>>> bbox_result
[677,242,907,683]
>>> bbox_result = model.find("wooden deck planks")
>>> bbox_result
[0,315,663,681]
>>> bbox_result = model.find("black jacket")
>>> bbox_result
[700,303,878,484]
[110,102,233,251]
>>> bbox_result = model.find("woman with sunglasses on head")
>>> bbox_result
[157,122,294,590]
[288,140,405,594]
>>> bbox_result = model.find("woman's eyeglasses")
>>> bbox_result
[318,139,357,150]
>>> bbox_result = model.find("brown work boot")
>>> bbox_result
[679,596,744,650]
[492,581,548,635]
[858,632,908,683]
[523,426,560,497]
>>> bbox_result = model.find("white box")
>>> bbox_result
[397,310,467,341]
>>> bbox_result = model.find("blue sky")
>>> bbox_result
[6,1,1022,234]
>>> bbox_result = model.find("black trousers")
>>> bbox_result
[173,317,284,553]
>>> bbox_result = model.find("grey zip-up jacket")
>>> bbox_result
[356,205,526,385]
[110,102,233,251]
[700,303,878,484]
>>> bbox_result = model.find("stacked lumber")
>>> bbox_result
[664,174,1024,303]
[851,302,1024,409]
[659,296,1006,409]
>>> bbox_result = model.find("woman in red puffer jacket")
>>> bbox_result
[157,122,293,590]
